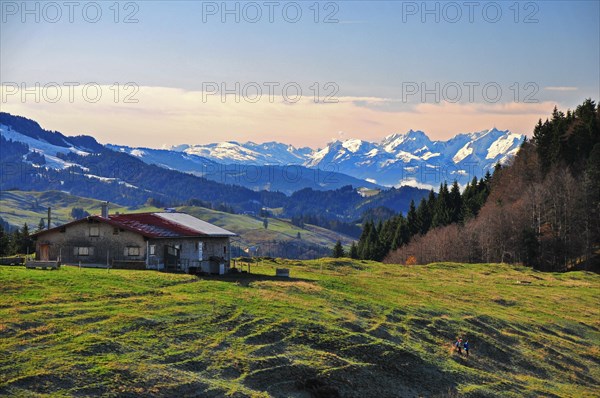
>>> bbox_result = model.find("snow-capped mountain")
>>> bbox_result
[107,143,381,194]
[160,128,524,188]
[1,109,524,192]
[307,128,524,187]
[167,141,312,165]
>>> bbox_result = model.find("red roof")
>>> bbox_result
[107,213,203,238]
[32,212,236,239]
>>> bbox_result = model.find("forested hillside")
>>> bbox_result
[383,100,599,271]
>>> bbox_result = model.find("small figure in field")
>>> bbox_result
[455,337,463,355]
[463,340,470,357]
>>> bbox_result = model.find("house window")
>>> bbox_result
[124,246,140,257]
[75,246,92,256]
[224,246,227,254]
[149,245,156,255]
[89,226,99,237]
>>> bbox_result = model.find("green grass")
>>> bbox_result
[1,260,598,397]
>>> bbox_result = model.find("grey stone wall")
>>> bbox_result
[35,219,146,264]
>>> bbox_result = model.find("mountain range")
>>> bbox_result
[111,128,524,188]
[0,112,428,223]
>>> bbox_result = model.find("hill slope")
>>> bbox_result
[0,261,598,397]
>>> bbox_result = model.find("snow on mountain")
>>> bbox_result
[155,127,523,189]
[342,139,365,153]
[107,144,218,173]
[2,113,523,193]
[0,124,89,170]
[381,130,432,153]
[304,128,524,188]
[1,124,88,159]
[167,141,311,165]
[453,143,473,163]
[486,133,522,160]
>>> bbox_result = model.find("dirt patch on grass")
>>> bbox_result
[75,340,124,356]
[0,373,75,395]
[492,298,518,307]
[73,315,111,325]
[245,328,287,346]
[152,380,214,397]
[250,341,288,357]
[243,361,316,395]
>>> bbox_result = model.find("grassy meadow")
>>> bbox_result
[0,260,599,397]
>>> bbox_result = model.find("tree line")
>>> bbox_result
[350,174,492,261]
[385,99,599,271]
[0,220,38,257]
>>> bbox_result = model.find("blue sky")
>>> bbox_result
[1,1,599,147]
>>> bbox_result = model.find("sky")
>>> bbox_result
[1,0,599,148]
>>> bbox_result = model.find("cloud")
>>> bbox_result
[0,85,558,148]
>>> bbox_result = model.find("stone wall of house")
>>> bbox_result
[35,219,146,264]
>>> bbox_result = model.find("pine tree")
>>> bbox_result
[416,197,432,235]
[449,180,463,224]
[19,223,33,254]
[367,224,383,261]
[332,240,345,258]
[432,183,451,227]
[349,242,359,259]
[9,227,21,255]
[391,216,410,250]
[37,218,45,232]
[357,221,372,259]
[406,200,419,236]
[0,224,8,256]
[378,217,398,255]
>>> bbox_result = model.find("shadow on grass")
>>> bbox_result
[194,272,314,286]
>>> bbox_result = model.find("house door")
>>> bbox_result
[40,244,50,261]
[164,245,180,270]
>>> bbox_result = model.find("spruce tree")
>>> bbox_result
[357,221,372,259]
[432,183,451,227]
[416,197,431,235]
[19,223,33,254]
[0,224,8,256]
[391,216,410,250]
[332,240,345,258]
[349,242,359,259]
[406,200,419,236]
[9,227,21,255]
[449,180,463,224]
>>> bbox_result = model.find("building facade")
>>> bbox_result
[31,210,236,273]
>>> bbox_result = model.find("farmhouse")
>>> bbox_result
[31,204,236,273]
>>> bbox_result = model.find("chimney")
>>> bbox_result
[101,202,109,218]
[47,207,51,229]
